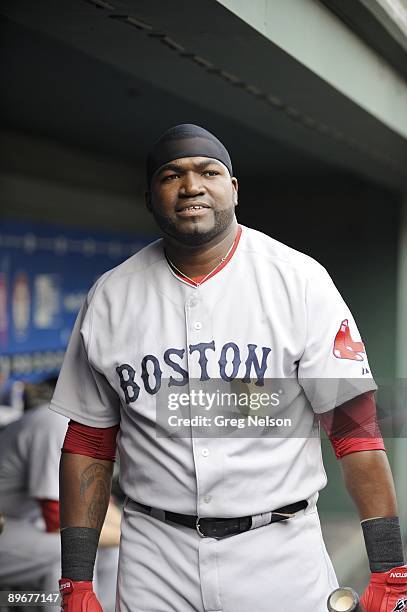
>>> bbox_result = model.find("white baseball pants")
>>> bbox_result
[116,499,338,612]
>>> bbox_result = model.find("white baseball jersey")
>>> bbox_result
[0,404,66,520]
[50,224,376,519]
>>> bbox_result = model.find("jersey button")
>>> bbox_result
[203,495,212,504]
[189,298,198,308]
[193,321,202,330]
[201,448,210,457]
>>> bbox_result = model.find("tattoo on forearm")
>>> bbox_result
[79,463,111,529]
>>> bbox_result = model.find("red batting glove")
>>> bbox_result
[59,579,102,612]
[360,565,407,611]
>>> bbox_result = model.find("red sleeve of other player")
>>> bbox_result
[318,391,386,459]
[38,499,60,532]
[62,420,119,462]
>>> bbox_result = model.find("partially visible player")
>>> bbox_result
[0,379,120,612]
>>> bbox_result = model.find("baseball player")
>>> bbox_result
[50,124,406,611]
[0,379,120,612]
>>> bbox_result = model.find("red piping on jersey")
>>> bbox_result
[318,391,385,459]
[173,225,242,286]
[62,420,119,462]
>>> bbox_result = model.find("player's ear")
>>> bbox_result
[145,190,152,212]
[231,177,238,208]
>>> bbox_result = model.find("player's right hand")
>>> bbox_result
[59,579,103,612]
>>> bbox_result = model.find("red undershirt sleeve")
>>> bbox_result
[38,499,60,532]
[318,391,386,459]
[62,420,119,462]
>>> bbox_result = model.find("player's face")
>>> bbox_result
[147,157,238,246]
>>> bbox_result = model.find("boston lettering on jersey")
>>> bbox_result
[116,341,271,403]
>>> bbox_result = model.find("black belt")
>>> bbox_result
[136,500,308,539]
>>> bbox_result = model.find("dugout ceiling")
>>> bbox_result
[1,0,406,192]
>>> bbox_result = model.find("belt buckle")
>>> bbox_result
[196,517,206,538]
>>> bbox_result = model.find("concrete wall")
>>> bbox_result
[0,130,157,235]
[216,0,407,138]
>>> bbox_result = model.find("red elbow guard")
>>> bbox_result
[62,421,119,462]
[319,391,385,459]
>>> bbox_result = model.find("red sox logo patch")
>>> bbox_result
[333,319,365,362]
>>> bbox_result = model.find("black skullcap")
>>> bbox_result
[146,124,233,185]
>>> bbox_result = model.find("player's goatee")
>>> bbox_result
[152,207,235,245]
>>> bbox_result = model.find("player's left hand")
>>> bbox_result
[360,565,407,611]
